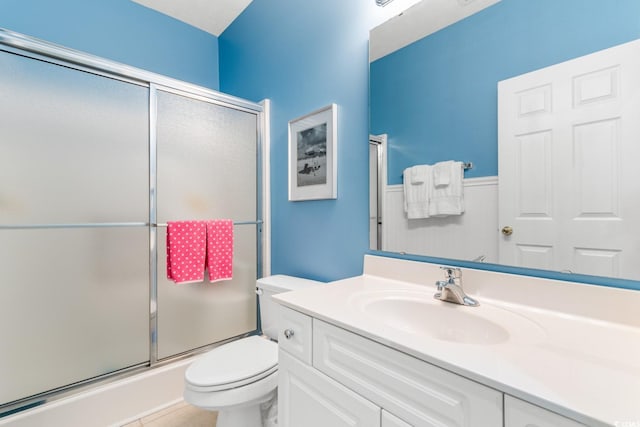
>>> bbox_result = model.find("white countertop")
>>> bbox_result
[274,255,640,427]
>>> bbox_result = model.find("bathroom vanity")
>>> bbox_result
[274,255,640,427]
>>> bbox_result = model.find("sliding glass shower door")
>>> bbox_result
[155,89,258,359]
[0,51,150,405]
[0,29,262,412]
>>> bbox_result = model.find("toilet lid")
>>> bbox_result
[185,336,278,389]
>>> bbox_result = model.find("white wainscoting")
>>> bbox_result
[383,176,498,263]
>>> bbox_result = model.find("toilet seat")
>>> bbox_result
[185,336,278,393]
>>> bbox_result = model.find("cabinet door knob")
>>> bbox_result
[501,225,513,236]
[284,329,295,339]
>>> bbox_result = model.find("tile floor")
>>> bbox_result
[122,401,217,427]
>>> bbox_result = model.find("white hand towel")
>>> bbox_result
[403,166,431,219]
[433,160,454,187]
[410,165,426,184]
[429,161,464,216]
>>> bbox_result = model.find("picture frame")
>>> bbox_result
[288,103,338,201]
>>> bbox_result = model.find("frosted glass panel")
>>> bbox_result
[156,91,258,358]
[0,51,149,224]
[157,226,257,358]
[0,227,149,405]
[156,91,257,222]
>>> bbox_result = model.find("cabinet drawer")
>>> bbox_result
[313,320,503,427]
[278,306,312,364]
[505,395,586,427]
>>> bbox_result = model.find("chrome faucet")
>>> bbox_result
[434,267,479,307]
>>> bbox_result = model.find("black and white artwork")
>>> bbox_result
[296,123,327,187]
[288,104,337,201]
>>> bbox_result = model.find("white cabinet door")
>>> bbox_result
[382,411,412,427]
[313,319,503,427]
[278,349,381,427]
[505,395,586,427]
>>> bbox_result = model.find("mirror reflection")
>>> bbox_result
[369,0,640,280]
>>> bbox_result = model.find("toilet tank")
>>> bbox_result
[257,275,322,340]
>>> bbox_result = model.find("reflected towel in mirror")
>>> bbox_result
[403,165,431,219]
[429,161,464,216]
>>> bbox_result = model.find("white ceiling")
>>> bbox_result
[131,0,499,60]
[131,0,253,36]
[370,0,501,61]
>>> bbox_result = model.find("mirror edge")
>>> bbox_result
[367,250,640,291]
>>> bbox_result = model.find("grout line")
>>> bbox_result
[140,401,189,424]
[121,401,217,427]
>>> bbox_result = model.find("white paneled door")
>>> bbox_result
[498,39,640,279]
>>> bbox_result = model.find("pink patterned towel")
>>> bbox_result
[166,221,207,284]
[206,219,234,283]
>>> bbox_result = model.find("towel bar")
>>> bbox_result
[400,161,473,177]
[0,222,147,230]
[0,220,263,230]
[154,220,263,227]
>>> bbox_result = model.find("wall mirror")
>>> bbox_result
[369,0,640,282]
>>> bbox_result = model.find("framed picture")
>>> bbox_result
[288,103,338,201]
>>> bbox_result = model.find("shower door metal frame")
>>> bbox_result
[369,134,387,251]
[148,82,265,364]
[0,27,264,415]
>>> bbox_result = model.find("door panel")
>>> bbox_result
[505,395,586,427]
[278,350,381,427]
[0,49,150,407]
[0,227,149,404]
[155,90,258,358]
[498,39,640,279]
[156,225,257,359]
[0,52,149,224]
[156,90,256,223]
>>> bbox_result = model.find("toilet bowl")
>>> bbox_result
[183,275,322,427]
[184,336,278,426]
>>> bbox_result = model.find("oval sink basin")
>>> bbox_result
[350,289,545,345]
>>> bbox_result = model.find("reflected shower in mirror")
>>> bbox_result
[369,0,640,280]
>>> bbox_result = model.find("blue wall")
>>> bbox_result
[220,0,640,289]
[0,0,219,90]
[4,0,637,288]
[371,0,640,184]
[219,0,388,282]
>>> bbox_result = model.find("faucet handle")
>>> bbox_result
[439,266,461,279]
[435,280,448,291]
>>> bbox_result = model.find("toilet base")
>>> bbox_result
[216,405,262,427]
[215,390,276,427]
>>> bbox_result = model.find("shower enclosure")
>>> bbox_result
[0,29,263,415]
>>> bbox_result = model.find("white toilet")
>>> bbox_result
[184,275,321,427]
